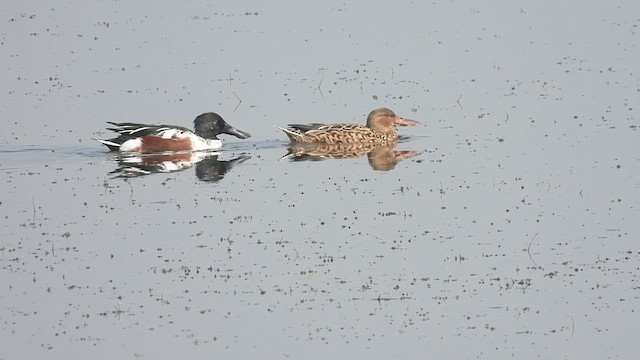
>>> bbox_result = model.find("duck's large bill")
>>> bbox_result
[394,118,420,127]
[223,124,252,139]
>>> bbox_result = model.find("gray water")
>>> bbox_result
[1,1,639,359]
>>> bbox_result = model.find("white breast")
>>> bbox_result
[189,135,223,150]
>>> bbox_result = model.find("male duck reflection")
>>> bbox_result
[109,151,250,181]
[98,112,251,153]
[278,108,419,145]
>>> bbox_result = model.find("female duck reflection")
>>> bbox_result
[109,151,250,182]
[278,107,420,171]
[281,142,418,171]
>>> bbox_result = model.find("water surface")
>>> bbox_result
[1,1,639,359]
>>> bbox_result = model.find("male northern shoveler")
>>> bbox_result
[97,112,251,153]
[278,108,419,145]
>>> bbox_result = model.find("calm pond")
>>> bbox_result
[1,1,639,359]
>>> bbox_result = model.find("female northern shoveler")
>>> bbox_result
[278,108,419,144]
[97,112,251,153]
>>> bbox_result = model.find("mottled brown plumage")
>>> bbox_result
[278,108,419,144]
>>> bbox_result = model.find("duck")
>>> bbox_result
[97,112,251,153]
[278,108,419,145]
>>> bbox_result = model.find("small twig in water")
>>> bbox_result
[233,91,242,112]
[570,315,575,337]
[456,94,463,109]
[317,68,326,101]
[125,178,134,205]
[526,232,539,268]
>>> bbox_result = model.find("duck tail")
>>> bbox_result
[95,138,121,151]
[276,126,303,142]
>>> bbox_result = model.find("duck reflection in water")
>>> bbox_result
[281,142,418,171]
[109,151,250,182]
